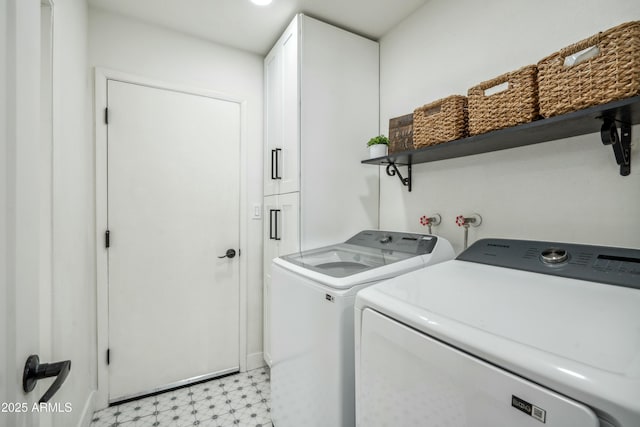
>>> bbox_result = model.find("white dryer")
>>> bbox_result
[270,230,454,427]
[355,238,640,427]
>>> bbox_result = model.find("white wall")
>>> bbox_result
[88,7,265,385]
[379,0,640,253]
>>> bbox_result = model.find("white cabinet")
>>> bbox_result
[262,192,299,366]
[262,13,380,366]
[264,18,299,197]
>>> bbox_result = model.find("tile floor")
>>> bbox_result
[90,368,272,427]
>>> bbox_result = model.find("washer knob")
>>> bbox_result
[380,235,392,244]
[541,247,569,264]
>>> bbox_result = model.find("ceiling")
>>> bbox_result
[88,0,428,55]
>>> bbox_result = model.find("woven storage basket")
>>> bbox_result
[413,95,468,147]
[537,21,640,118]
[468,65,538,135]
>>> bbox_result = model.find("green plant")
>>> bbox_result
[367,135,390,147]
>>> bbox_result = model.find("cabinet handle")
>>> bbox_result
[271,148,282,180]
[269,209,281,241]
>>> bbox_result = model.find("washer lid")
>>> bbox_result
[274,232,454,290]
[355,260,640,419]
[281,243,416,278]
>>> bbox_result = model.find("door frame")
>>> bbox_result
[94,68,250,408]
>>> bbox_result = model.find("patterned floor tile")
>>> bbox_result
[195,411,236,427]
[91,368,271,427]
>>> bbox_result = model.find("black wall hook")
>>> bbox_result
[23,354,71,403]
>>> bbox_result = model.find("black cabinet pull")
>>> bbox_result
[271,148,282,180]
[269,209,281,241]
[269,209,274,239]
[23,355,71,403]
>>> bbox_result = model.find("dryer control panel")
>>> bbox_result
[458,238,640,289]
[346,230,437,254]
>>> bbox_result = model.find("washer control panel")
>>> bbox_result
[346,230,437,254]
[457,238,640,289]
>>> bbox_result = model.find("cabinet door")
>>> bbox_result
[263,195,278,365]
[263,275,272,366]
[264,48,282,196]
[279,22,300,194]
[264,16,299,196]
[263,192,299,366]
[277,192,300,256]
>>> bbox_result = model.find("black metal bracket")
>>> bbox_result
[600,117,631,176]
[385,162,412,192]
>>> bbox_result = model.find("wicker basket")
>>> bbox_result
[413,95,468,147]
[468,65,538,135]
[537,21,640,118]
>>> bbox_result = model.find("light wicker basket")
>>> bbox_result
[537,21,640,118]
[468,65,538,135]
[413,95,468,147]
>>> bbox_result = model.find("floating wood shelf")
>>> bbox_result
[363,95,640,191]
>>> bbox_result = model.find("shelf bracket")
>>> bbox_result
[600,117,631,176]
[385,162,412,192]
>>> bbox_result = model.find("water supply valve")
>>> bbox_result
[455,213,482,250]
[419,214,441,234]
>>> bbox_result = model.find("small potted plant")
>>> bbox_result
[367,135,390,158]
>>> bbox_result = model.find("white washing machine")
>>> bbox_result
[355,238,640,427]
[270,230,454,427]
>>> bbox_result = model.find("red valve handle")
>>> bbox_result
[456,215,466,227]
[419,215,429,226]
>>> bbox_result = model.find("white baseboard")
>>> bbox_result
[77,390,97,427]
[246,352,266,371]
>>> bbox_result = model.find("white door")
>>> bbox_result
[279,22,300,195]
[106,80,241,402]
[263,17,299,196]
[263,48,282,197]
[2,1,54,425]
[262,192,299,366]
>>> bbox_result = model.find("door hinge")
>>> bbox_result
[106,349,110,365]
[105,230,110,248]
[104,107,109,125]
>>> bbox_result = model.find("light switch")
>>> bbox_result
[252,204,262,219]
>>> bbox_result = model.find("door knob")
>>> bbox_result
[218,249,236,259]
[23,355,71,403]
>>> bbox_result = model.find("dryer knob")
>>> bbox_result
[540,247,569,264]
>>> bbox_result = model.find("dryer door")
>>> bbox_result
[357,309,600,427]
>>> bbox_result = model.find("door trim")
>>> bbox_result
[94,68,249,409]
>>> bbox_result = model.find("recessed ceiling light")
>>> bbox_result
[251,0,272,5]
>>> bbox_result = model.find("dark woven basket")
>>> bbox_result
[388,114,414,154]
[468,65,539,135]
[537,21,640,118]
[413,95,468,147]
